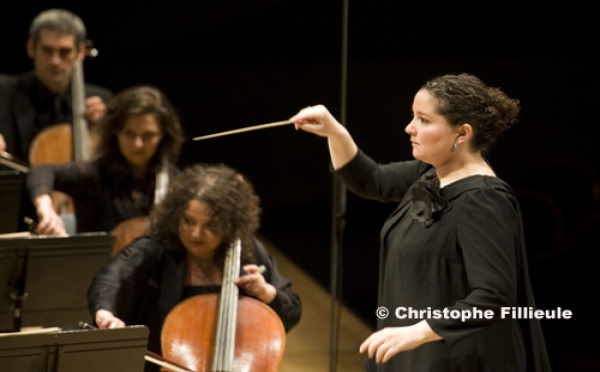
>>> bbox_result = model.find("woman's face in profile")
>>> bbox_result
[405,89,457,165]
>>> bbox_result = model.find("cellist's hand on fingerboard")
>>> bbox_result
[236,264,276,304]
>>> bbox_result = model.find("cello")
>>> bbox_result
[28,41,99,225]
[160,239,286,372]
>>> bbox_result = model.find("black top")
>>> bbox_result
[87,235,302,371]
[335,151,551,372]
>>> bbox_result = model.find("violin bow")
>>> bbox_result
[0,151,29,173]
[193,120,293,141]
[145,350,194,372]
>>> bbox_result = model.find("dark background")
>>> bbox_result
[2,2,598,370]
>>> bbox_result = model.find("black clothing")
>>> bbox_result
[0,71,113,231]
[26,161,177,233]
[87,235,302,371]
[0,70,113,161]
[335,151,551,372]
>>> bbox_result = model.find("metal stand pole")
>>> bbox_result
[330,1,349,371]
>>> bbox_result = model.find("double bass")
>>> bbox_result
[160,239,286,371]
[28,41,99,221]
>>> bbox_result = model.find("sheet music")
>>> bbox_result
[0,326,61,337]
[0,231,32,239]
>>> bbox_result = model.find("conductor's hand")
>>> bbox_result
[95,309,126,329]
[235,264,276,304]
[359,320,442,364]
[34,194,67,236]
[289,104,347,138]
[0,133,6,153]
[290,104,358,170]
[84,96,107,125]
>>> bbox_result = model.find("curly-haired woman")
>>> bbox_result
[291,73,551,371]
[87,163,301,371]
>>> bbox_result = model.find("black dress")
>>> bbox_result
[335,151,551,372]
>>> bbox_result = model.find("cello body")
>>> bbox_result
[160,239,286,372]
[28,123,100,168]
[161,294,285,372]
[109,215,150,256]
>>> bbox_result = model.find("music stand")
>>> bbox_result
[0,170,25,234]
[0,233,114,332]
[0,326,149,372]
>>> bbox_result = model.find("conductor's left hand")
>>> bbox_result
[359,320,443,364]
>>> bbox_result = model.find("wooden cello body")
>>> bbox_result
[162,295,285,372]
[160,239,286,372]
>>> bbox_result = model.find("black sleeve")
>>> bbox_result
[87,237,162,324]
[334,150,430,203]
[251,237,302,332]
[26,161,100,199]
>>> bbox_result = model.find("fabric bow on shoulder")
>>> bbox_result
[410,171,451,228]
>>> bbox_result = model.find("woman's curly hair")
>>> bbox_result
[423,73,520,154]
[149,163,261,262]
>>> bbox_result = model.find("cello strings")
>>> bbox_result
[212,239,241,371]
[213,245,230,370]
[226,239,242,370]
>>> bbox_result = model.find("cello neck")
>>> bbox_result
[212,238,242,372]
[71,58,90,162]
[71,60,90,161]
[154,155,169,205]
[72,40,99,162]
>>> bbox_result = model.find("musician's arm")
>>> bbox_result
[27,162,101,198]
[32,193,66,235]
[251,237,302,332]
[88,237,161,326]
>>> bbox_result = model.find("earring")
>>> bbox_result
[451,141,458,152]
